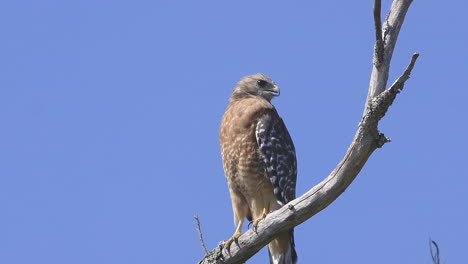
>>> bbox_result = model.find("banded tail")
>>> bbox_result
[268,229,297,264]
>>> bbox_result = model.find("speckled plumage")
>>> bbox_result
[220,73,297,264]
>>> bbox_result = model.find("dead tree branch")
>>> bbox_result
[198,0,418,263]
[194,215,209,256]
[365,0,414,115]
[429,238,441,264]
[373,0,384,67]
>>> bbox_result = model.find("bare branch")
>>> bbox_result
[367,52,419,126]
[389,52,419,91]
[429,238,441,264]
[365,0,414,115]
[198,1,418,263]
[194,215,209,256]
[373,0,384,67]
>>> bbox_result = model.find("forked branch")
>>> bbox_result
[198,1,418,263]
[365,0,414,114]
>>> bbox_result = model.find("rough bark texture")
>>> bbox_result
[198,1,417,263]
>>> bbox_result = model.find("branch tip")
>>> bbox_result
[429,238,440,264]
[389,52,419,94]
[373,0,384,67]
[194,215,209,256]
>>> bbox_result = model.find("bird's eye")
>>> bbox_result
[257,79,267,88]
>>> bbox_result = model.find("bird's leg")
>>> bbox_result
[249,207,268,231]
[224,218,244,250]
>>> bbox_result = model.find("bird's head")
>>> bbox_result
[230,73,280,102]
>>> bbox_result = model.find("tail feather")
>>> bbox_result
[268,229,297,264]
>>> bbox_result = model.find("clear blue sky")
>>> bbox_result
[1,1,467,263]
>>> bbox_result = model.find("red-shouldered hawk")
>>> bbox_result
[220,73,297,264]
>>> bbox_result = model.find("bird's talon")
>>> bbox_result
[223,231,241,251]
[249,210,267,231]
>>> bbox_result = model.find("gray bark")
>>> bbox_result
[365,0,414,115]
[198,1,418,263]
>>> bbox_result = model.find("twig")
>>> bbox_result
[373,0,384,67]
[429,238,440,264]
[194,215,209,256]
[369,52,419,124]
[388,52,419,92]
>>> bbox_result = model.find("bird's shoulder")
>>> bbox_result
[223,96,277,124]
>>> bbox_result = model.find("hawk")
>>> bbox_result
[220,73,297,264]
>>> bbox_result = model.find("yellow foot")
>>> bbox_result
[224,219,244,250]
[249,209,268,231]
[224,231,241,250]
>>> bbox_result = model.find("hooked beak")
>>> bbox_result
[268,84,280,96]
